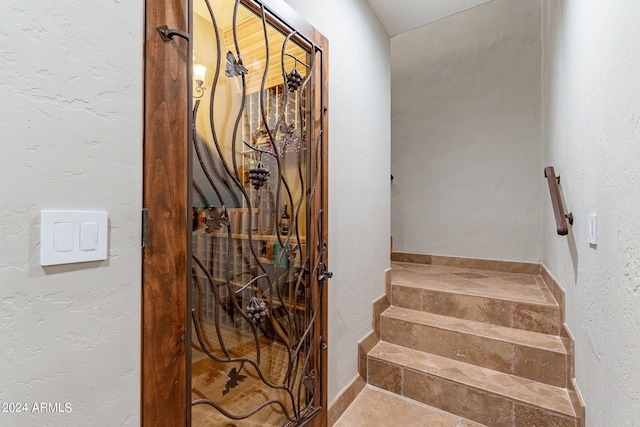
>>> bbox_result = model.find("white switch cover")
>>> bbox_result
[80,222,98,251]
[587,214,597,245]
[41,211,108,266]
[54,222,74,252]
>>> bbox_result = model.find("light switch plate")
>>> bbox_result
[41,211,108,266]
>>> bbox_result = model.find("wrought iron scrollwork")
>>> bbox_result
[190,1,324,426]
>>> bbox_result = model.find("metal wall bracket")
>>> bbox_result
[156,25,191,43]
[565,212,574,225]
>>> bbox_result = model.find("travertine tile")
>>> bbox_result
[334,386,486,427]
[391,262,552,304]
[328,375,366,426]
[430,255,540,275]
[367,358,402,394]
[391,252,433,265]
[426,327,511,368]
[383,306,564,351]
[514,402,577,427]
[513,302,559,334]
[380,314,413,348]
[391,283,423,310]
[365,259,580,426]
[390,261,560,334]
[369,342,576,418]
[403,368,513,426]
[513,345,567,388]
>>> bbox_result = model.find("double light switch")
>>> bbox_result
[41,211,108,266]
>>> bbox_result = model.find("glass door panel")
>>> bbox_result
[190,1,325,425]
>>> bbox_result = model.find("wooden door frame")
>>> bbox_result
[142,0,328,425]
[142,0,191,425]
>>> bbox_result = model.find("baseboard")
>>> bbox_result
[391,252,540,275]
[330,290,386,425]
[372,294,390,337]
[384,267,392,306]
[570,377,586,427]
[328,374,366,426]
[358,330,379,380]
[541,263,566,324]
[391,252,432,265]
[540,264,586,427]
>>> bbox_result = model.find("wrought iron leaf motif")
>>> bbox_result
[302,369,316,391]
[204,206,229,234]
[286,245,299,262]
[225,51,249,77]
[279,123,295,138]
[222,367,247,397]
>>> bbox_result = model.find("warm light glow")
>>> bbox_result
[193,63,207,86]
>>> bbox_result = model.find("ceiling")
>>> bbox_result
[366,0,494,37]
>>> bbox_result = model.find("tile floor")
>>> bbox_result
[334,385,485,427]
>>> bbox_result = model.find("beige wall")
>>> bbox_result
[542,0,640,423]
[391,0,544,262]
[0,1,143,425]
[283,0,391,401]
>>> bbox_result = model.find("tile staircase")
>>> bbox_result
[334,385,485,427]
[342,260,585,426]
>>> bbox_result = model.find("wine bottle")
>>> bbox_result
[280,204,290,234]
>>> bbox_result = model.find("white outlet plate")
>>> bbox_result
[41,211,108,266]
[587,214,597,245]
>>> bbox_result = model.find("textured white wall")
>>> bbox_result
[0,1,143,425]
[366,0,493,37]
[542,0,640,423]
[283,0,391,401]
[391,0,543,262]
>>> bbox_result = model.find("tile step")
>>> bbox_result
[334,385,486,427]
[368,341,578,427]
[390,279,560,334]
[380,306,568,387]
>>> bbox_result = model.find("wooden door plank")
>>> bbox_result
[142,0,190,425]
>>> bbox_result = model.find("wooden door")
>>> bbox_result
[142,1,328,425]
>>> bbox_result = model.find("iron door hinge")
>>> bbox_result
[141,208,149,248]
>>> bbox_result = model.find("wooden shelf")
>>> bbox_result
[205,231,306,244]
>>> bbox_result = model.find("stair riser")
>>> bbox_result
[368,356,577,427]
[380,315,568,387]
[391,284,560,334]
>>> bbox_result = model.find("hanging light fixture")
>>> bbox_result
[193,63,207,98]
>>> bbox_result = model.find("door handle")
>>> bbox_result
[318,263,333,282]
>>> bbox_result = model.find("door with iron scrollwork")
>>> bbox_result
[142,0,329,426]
